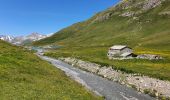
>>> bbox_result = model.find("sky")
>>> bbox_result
[0,0,120,36]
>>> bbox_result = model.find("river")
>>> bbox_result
[38,55,153,100]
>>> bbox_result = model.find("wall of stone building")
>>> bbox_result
[120,48,133,54]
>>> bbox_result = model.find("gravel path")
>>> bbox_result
[39,55,153,100]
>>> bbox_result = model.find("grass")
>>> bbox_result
[34,0,170,81]
[0,40,102,100]
[44,46,170,81]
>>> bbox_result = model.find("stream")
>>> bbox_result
[38,55,153,100]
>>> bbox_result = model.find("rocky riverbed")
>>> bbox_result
[39,55,153,100]
[59,57,170,99]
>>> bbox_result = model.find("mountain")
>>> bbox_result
[0,40,101,99]
[0,35,14,43]
[12,33,48,45]
[33,0,170,81]
[26,33,47,41]
[34,0,170,50]
[0,33,51,45]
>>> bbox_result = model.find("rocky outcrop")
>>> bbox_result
[137,54,163,60]
[120,0,164,11]
[159,11,170,15]
[142,0,163,11]
[60,57,170,99]
[120,11,135,17]
[93,12,113,22]
[94,0,166,22]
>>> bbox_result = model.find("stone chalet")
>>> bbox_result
[107,45,135,59]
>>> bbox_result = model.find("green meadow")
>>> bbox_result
[0,40,102,100]
[44,46,170,81]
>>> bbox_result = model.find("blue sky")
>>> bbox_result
[0,0,120,36]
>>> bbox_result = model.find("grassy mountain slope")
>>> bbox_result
[34,0,170,49]
[34,0,170,80]
[0,40,102,100]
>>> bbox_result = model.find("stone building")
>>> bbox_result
[107,45,134,59]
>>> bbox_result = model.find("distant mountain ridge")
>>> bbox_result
[0,35,14,43]
[0,33,53,45]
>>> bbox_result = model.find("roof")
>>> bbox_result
[120,52,133,57]
[110,45,127,50]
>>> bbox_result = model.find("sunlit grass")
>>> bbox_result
[0,41,102,100]
[45,46,170,81]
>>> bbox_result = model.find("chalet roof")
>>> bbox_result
[110,45,127,50]
[120,52,133,57]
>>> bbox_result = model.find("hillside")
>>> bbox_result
[0,40,102,100]
[34,0,170,49]
[33,0,170,80]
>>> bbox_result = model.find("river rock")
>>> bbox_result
[62,57,78,65]
[76,60,100,73]
[126,76,170,97]
[60,57,170,98]
[98,67,120,80]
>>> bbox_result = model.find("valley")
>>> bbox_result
[0,0,170,99]
[33,0,170,81]
[32,0,170,99]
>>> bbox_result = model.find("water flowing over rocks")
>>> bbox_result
[40,56,153,100]
[59,57,170,99]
